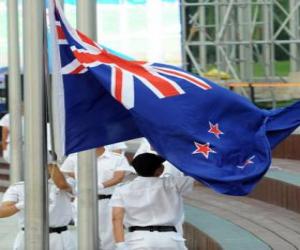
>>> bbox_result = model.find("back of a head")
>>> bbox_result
[131,153,165,177]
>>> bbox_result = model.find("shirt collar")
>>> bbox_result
[97,149,113,159]
[135,176,159,181]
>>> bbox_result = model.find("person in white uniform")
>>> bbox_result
[0,112,51,163]
[60,153,78,224]
[0,113,25,163]
[105,142,128,155]
[0,162,76,250]
[96,146,135,250]
[0,113,10,162]
[111,153,193,250]
[134,138,185,234]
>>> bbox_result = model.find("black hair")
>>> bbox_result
[131,153,165,177]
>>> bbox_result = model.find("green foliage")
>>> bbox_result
[254,61,290,77]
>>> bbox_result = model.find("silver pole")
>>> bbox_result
[7,0,23,183]
[77,150,98,250]
[76,0,99,249]
[23,0,48,249]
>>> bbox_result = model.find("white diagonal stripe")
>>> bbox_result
[61,59,82,74]
[121,70,135,109]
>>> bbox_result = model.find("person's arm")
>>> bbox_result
[0,201,21,218]
[48,164,72,193]
[101,171,125,188]
[1,127,9,150]
[63,172,75,179]
[112,206,125,243]
[174,176,194,195]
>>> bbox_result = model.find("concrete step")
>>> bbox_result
[185,185,300,250]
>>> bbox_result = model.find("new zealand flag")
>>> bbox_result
[50,0,300,195]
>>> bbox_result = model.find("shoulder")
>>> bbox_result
[109,151,125,159]
[2,182,24,202]
[8,181,24,190]
[0,113,10,126]
[114,180,133,194]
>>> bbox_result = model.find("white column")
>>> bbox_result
[7,0,23,183]
[23,0,48,249]
[76,0,99,249]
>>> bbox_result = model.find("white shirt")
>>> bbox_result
[97,150,134,195]
[0,113,9,128]
[110,176,194,228]
[60,153,78,174]
[2,179,75,228]
[105,142,128,152]
[134,138,152,158]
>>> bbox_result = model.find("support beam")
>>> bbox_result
[237,0,253,81]
[180,1,188,69]
[290,0,300,72]
[7,0,23,183]
[198,0,207,71]
[263,0,275,78]
[76,0,99,249]
[23,0,48,249]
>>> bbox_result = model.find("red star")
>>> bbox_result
[208,122,224,139]
[192,142,216,159]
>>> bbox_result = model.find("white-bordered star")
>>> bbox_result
[192,142,216,159]
[208,122,224,139]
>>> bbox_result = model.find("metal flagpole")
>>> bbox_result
[76,0,99,249]
[23,0,48,249]
[7,0,23,183]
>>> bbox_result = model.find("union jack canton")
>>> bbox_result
[54,7,211,109]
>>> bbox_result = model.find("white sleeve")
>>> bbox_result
[2,185,19,203]
[60,154,77,173]
[115,155,135,174]
[134,138,152,157]
[0,114,10,127]
[109,187,124,208]
[174,176,194,195]
[66,177,77,195]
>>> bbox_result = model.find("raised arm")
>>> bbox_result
[1,126,9,150]
[48,164,72,193]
